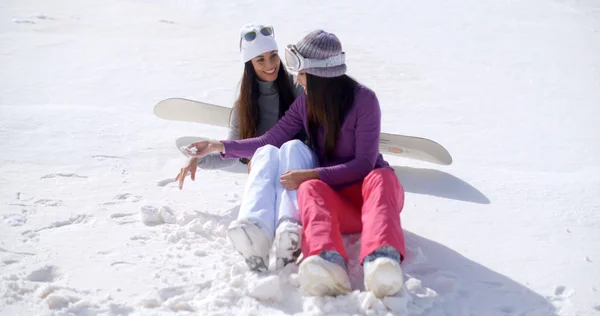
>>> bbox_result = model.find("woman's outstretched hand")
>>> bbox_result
[182,140,224,159]
[175,140,224,190]
[175,158,198,190]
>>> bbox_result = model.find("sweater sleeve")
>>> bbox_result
[315,90,381,187]
[220,94,306,158]
[197,106,241,169]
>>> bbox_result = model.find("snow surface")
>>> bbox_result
[1,0,600,315]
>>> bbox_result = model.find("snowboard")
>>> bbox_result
[155,98,453,165]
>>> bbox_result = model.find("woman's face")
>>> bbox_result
[296,70,307,94]
[251,50,280,82]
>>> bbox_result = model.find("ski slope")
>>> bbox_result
[1,0,599,315]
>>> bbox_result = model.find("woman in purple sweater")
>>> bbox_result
[183,30,406,298]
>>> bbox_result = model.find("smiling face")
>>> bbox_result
[251,50,280,82]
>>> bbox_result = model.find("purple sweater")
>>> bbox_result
[221,85,390,188]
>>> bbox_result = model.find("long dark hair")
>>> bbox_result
[306,74,358,161]
[233,60,296,139]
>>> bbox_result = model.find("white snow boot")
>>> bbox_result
[363,246,404,297]
[274,221,302,269]
[298,251,351,296]
[226,219,271,272]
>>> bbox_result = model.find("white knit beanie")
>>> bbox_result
[239,24,278,63]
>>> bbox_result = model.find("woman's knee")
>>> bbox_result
[249,145,279,175]
[298,179,332,219]
[366,168,401,187]
[281,139,305,149]
[280,140,317,167]
[280,139,311,155]
[299,178,326,192]
[364,168,405,202]
[254,144,279,160]
[298,179,329,201]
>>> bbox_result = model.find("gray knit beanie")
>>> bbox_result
[296,30,347,78]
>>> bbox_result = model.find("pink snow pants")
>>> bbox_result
[297,168,406,264]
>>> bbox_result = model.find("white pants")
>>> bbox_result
[238,140,318,242]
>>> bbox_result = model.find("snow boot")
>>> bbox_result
[274,221,302,269]
[363,246,404,297]
[226,219,271,272]
[298,250,351,296]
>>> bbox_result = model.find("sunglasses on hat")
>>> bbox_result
[239,25,274,50]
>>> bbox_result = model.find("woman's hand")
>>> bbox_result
[174,158,198,190]
[182,140,224,159]
[280,169,319,190]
